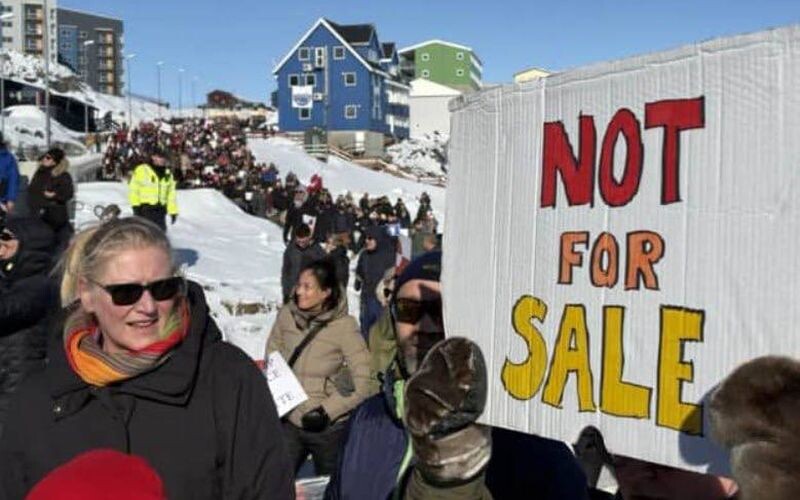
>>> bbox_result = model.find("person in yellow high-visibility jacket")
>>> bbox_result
[128,148,178,231]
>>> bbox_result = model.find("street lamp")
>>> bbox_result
[43,0,52,147]
[82,40,95,138]
[191,76,197,118]
[178,68,184,119]
[156,61,164,119]
[0,12,15,139]
[124,53,136,127]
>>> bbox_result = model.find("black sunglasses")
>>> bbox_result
[0,230,14,241]
[89,276,185,306]
[392,298,443,325]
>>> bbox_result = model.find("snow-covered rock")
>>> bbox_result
[386,132,449,178]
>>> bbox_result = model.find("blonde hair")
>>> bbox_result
[59,217,174,306]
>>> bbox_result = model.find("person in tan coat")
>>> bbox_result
[266,259,371,476]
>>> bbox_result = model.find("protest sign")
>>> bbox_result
[264,351,308,418]
[444,25,800,471]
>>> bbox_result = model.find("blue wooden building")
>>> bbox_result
[273,18,410,156]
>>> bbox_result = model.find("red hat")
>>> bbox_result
[26,449,166,500]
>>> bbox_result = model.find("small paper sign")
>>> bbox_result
[264,351,308,418]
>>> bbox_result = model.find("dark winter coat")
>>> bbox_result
[281,241,327,302]
[272,187,289,213]
[314,205,336,243]
[283,203,319,243]
[0,219,58,436]
[355,226,395,304]
[325,373,589,500]
[332,210,353,235]
[0,282,294,500]
[0,149,19,204]
[27,161,74,230]
[328,246,350,289]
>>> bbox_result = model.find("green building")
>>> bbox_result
[398,39,482,92]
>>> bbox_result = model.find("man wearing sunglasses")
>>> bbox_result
[326,251,590,500]
[129,148,179,231]
[0,217,57,439]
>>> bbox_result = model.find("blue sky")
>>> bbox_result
[60,0,799,107]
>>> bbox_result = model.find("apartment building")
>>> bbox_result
[399,39,482,93]
[0,0,58,64]
[56,8,123,95]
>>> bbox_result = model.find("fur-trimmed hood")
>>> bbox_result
[50,157,70,177]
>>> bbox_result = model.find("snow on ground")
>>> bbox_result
[74,139,446,360]
[249,137,446,224]
[386,133,449,177]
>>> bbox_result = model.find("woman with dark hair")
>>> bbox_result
[266,259,371,476]
[27,147,74,254]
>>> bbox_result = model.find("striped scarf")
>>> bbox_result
[63,301,190,386]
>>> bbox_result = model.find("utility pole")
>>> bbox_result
[125,53,136,127]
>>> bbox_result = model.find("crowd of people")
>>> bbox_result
[0,119,791,500]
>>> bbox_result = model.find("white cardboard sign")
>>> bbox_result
[443,25,800,472]
[264,351,308,418]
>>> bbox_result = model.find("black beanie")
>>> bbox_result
[393,251,441,300]
[45,147,65,164]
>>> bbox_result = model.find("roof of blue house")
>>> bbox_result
[272,17,407,87]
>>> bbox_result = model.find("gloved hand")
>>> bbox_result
[171,214,178,224]
[301,407,330,432]
[404,337,491,486]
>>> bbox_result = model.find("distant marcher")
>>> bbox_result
[325,233,350,289]
[281,223,326,303]
[27,148,75,254]
[266,259,371,476]
[0,134,19,215]
[354,225,396,341]
[128,147,179,231]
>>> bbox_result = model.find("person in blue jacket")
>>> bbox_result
[325,251,590,500]
[0,135,20,215]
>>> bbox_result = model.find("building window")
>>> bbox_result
[79,31,87,39]
[2,37,11,44]
[420,53,430,61]
[456,69,464,76]
[298,47,310,61]
[333,46,345,60]
[421,69,430,78]
[343,72,356,86]
[288,74,299,86]
[2,21,11,28]
[299,108,311,120]
[345,105,357,119]
[2,6,11,12]
[305,74,315,86]
[456,52,464,60]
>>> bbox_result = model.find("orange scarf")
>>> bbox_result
[63,301,190,386]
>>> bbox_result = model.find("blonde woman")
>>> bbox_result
[0,217,293,499]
